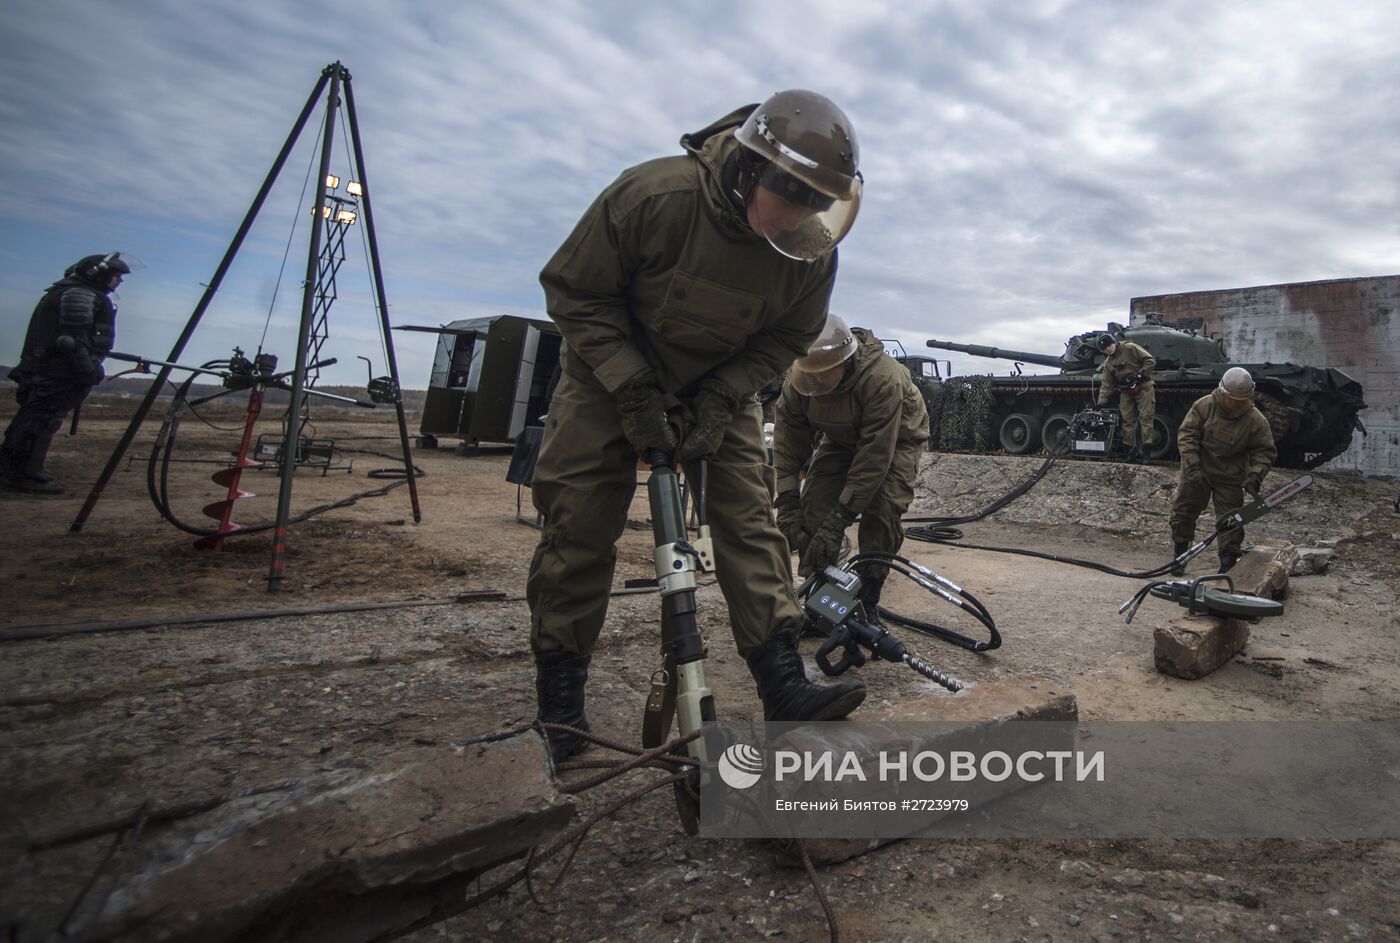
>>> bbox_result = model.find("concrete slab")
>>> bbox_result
[1292,547,1335,576]
[1232,542,1297,600]
[77,731,574,943]
[1154,613,1251,680]
[777,680,1079,865]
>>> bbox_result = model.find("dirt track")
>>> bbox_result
[3,397,1399,941]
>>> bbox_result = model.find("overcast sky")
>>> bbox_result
[2,0,1396,387]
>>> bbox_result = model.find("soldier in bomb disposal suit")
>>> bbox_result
[2,252,134,494]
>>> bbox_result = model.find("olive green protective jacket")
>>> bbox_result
[1097,341,1156,405]
[540,107,837,399]
[1177,392,1277,484]
[772,328,931,513]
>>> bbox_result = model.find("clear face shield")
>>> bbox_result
[749,164,862,262]
[791,361,849,396]
[790,315,857,395]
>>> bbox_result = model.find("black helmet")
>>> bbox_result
[66,252,133,284]
[1096,333,1118,353]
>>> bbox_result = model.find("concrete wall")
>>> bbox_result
[1128,275,1399,477]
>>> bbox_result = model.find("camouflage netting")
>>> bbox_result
[929,375,995,452]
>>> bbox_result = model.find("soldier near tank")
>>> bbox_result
[2,253,134,494]
[526,90,867,762]
[1096,333,1157,462]
[771,315,930,623]
[1169,367,1278,574]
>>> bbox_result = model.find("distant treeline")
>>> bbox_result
[0,366,426,412]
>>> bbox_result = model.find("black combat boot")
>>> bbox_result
[857,574,886,625]
[1170,542,1189,577]
[746,630,865,722]
[1218,550,1240,574]
[1,429,64,494]
[534,650,591,764]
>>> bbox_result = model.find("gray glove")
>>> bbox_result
[615,371,677,456]
[1244,473,1263,498]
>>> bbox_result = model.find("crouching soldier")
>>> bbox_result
[1169,367,1277,574]
[771,314,930,622]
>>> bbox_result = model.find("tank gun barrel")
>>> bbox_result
[925,339,1066,369]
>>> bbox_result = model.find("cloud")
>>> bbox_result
[1,0,1396,388]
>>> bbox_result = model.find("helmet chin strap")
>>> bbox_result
[723,149,764,213]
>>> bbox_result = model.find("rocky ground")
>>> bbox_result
[2,395,1398,941]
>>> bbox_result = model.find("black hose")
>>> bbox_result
[846,551,1001,652]
[146,375,417,539]
[898,406,1206,579]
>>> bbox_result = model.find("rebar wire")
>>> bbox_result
[54,801,150,939]
[371,722,840,943]
[796,838,840,943]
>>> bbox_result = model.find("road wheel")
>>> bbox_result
[1041,414,1073,453]
[1143,414,1179,461]
[998,413,1041,455]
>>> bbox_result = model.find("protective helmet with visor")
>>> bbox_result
[65,251,144,289]
[735,90,862,262]
[791,313,857,396]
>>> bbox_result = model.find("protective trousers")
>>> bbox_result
[527,367,801,657]
[1118,383,1155,449]
[1169,471,1246,556]
[1,369,89,475]
[797,443,921,585]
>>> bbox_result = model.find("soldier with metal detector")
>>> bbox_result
[771,315,930,622]
[1169,367,1278,575]
[526,90,868,764]
[2,252,138,494]
[1095,332,1157,462]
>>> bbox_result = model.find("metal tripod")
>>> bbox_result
[69,61,421,591]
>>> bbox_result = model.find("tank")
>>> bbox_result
[921,315,1366,470]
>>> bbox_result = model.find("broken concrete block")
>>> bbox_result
[1292,547,1334,576]
[779,680,1079,865]
[1154,613,1251,680]
[78,731,574,943]
[1232,543,1297,600]
[1152,543,1295,681]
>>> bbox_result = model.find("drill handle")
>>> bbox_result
[815,625,867,676]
